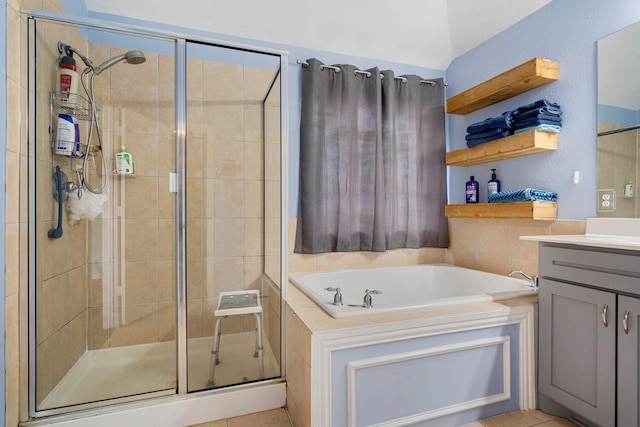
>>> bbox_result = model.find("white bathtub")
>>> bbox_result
[289,264,537,318]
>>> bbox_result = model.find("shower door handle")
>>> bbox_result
[169,172,178,193]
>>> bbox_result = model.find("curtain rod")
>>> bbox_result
[296,59,447,87]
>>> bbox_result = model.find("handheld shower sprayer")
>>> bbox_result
[57,42,146,75]
[56,41,147,195]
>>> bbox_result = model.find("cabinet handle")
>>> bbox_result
[602,304,608,327]
[623,309,630,334]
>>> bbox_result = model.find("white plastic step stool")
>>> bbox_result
[207,290,264,386]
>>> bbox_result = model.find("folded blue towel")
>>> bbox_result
[514,99,561,113]
[466,111,515,134]
[488,188,558,203]
[465,128,511,140]
[514,113,562,124]
[513,107,562,120]
[514,118,562,130]
[514,124,562,134]
[466,131,511,147]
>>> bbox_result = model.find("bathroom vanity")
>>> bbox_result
[522,218,640,427]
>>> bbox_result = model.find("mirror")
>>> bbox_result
[597,21,640,217]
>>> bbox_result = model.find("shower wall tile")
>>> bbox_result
[6,79,21,154]
[88,307,110,350]
[244,256,262,289]
[245,180,264,218]
[125,218,160,261]
[215,218,245,257]
[213,180,244,218]
[158,260,176,302]
[187,258,203,300]
[211,140,245,179]
[124,261,159,305]
[203,62,243,102]
[109,303,159,347]
[67,265,87,320]
[158,177,175,219]
[245,142,264,181]
[126,134,159,177]
[123,177,160,219]
[111,89,159,136]
[158,135,176,176]
[213,257,244,294]
[5,292,20,372]
[244,104,264,144]
[109,48,159,94]
[187,100,204,139]
[158,301,176,341]
[187,179,205,218]
[157,218,175,261]
[244,218,263,257]
[244,67,278,102]
[187,298,203,338]
[5,150,20,224]
[186,57,203,100]
[204,104,244,142]
[36,274,69,345]
[5,223,20,297]
[187,137,205,178]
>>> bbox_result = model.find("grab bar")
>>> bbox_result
[48,165,64,239]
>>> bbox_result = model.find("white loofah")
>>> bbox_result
[67,190,107,222]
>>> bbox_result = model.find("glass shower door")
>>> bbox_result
[184,42,282,391]
[31,17,178,412]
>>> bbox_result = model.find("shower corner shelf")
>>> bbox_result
[51,91,95,121]
[445,201,557,221]
[446,57,559,115]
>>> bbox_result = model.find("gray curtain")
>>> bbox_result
[381,71,448,249]
[295,59,448,254]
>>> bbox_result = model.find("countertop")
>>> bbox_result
[520,218,640,252]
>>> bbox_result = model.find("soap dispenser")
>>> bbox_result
[466,176,479,203]
[488,169,501,198]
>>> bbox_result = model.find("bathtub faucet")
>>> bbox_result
[324,287,343,306]
[363,289,382,308]
[508,270,539,289]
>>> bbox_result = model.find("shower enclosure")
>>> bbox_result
[28,15,284,418]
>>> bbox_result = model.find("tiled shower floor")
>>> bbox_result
[40,333,279,409]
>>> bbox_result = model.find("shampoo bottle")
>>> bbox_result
[55,114,79,156]
[115,146,134,175]
[466,176,479,203]
[488,168,501,198]
[58,49,78,105]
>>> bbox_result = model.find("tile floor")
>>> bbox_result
[462,409,578,427]
[188,408,577,427]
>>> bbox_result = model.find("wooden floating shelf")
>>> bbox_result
[445,201,557,221]
[446,130,557,167]
[446,58,559,115]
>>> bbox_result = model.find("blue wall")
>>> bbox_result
[446,0,640,219]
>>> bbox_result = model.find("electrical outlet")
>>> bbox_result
[598,189,616,212]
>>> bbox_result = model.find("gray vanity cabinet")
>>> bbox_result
[538,278,616,427]
[538,243,640,427]
[617,295,640,427]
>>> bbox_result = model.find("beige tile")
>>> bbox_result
[544,418,579,426]
[528,409,560,422]
[123,261,159,305]
[480,410,542,427]
[228,408,291,427]
[215,218,245,257]
[109,303,159,347]
[459,422,484,427]
[214,179,244,218]
[203,61,243,102]
[5,222,20,297]
[188,419,227,427]
[204,104,244,142]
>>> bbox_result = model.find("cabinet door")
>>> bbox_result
[538,278,616,427]
[618,295,640,427]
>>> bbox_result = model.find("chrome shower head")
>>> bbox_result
[93,50,146,75]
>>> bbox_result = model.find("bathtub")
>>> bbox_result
[289,264,537,318]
